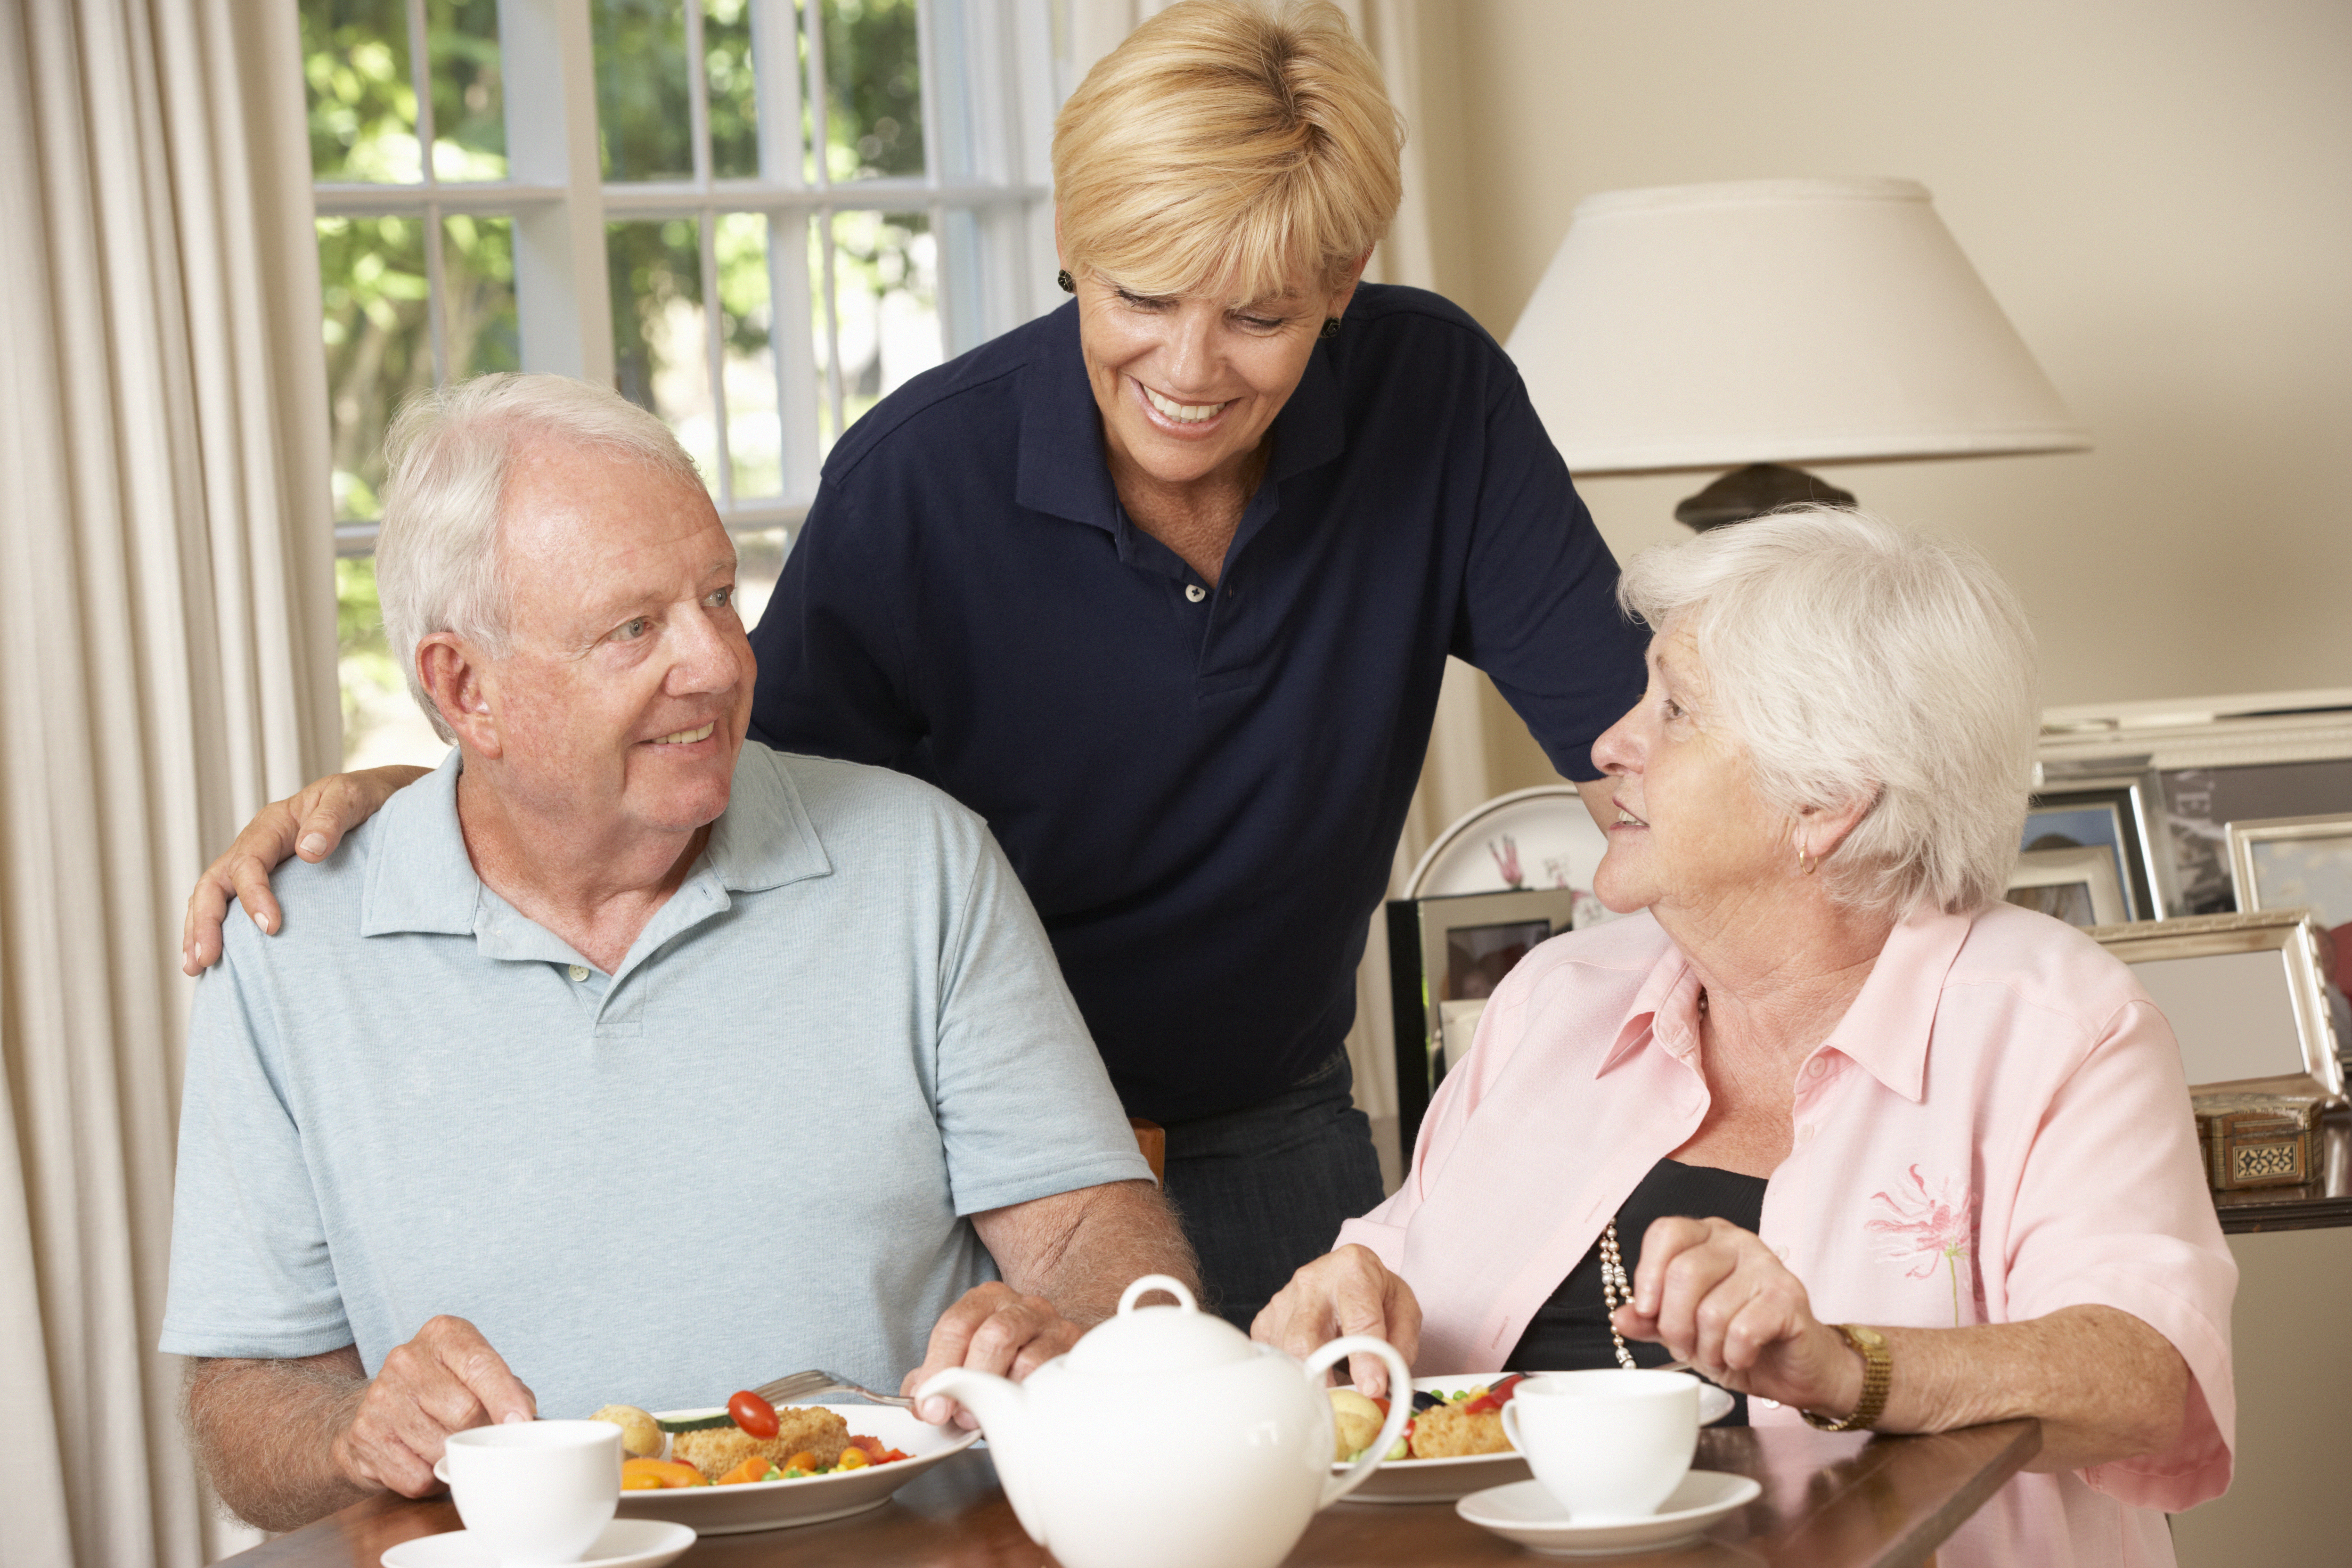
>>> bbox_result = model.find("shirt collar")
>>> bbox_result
[1819,906,1975,1103]
[359,742,832,951]
[1592,904,1976,1102]
[1013,300,1349,534]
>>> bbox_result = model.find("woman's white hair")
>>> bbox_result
[1617,508,2039,919]
[377,373,702,741]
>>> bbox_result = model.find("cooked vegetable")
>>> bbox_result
[783,1450,819,1474]
[1327,1388,1385,1461]
[728,1389,781,1439]
[718,1455,776,1486]
[834,1447,869,1470]
[656,1411,735,1434]
[621,1457,707,1489]
[588,1404,664,1458]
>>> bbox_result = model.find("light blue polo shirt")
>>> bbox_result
[160,743,1150,1418]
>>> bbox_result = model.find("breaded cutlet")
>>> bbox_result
[1408,1402,1512,1459]
[670,1406,851,1479]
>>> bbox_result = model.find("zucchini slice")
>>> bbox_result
[655,1411,736,1434]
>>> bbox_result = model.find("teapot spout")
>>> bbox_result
[916,1367,1046,1547]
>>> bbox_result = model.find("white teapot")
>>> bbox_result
[918,1275,1412,1568]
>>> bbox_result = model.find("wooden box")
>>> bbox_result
[2192,1092,2326,1191]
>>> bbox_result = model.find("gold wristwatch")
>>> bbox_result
[1801,1323,1890,1431]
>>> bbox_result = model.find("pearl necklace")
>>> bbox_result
[1598,1218,1638,1370]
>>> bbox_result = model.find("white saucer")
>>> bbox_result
[382,1518,695,1568]
[1455,1471,1761,1558]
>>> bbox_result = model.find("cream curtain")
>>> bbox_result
[1064,0,1501,1136]
[0,1,341,1563]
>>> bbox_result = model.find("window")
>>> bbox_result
[304,0,1067,764]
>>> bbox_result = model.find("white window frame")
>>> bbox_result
[313,0,1066,554]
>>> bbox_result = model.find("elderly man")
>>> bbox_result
[160,374,1193,1532]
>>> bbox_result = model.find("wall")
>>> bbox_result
[1411,0,2351,779]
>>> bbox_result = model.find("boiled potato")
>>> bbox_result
[1328,1388,1386,1460]
[588,1404,664,1458]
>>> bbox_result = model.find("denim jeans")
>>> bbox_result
[1158,1050,1389,1331]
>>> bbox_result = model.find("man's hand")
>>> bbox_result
[330,1315,539,1497]
[900,1282,1086,1428]
[1251,1245,1422,1399]
[1611,1217,1861,1418]
[182,765,429,974]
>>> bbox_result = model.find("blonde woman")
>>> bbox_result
[183,1,1648,1339]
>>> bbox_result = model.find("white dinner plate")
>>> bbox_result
[1332,1375,1734,1504]
[434,1405,979,1536]
[1456,1471,1762,1557]
[383,1518,694,1568]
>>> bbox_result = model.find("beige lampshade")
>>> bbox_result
[1508,177,2090,473]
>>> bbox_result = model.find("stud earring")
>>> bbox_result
[1319,316,1341,339]
[1056,269,1075,294]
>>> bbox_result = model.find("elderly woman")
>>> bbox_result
[1258,510,2235,1567]
[181,0,1646,1333]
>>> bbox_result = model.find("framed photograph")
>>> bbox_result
[2228,813,2352,994]
[1386,886,1582,1154]
[2006,845,2129,928]
[2023,771,2169,921]
[2162,761,2352,915]
[2084,911,2344,1098]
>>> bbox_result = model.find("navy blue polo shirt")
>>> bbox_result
[749,284,1647,1123]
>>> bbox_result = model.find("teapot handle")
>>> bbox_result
[1303,1336,1413,1509]
[1118,1275,1197,1315]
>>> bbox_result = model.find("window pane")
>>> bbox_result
[301,0,422,183]
[338,557,449,768]
[830,210,940,433]
[822,0,923,182]
[594,0,694,181]
[318,215,433,521]
[608,218,719,492]
[717,213,782,499]
[732,526,790,632]
[444,215,520,377]
[426,0,508,180]
[705,0,761,180]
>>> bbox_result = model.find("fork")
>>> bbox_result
[752,1369,916,1409]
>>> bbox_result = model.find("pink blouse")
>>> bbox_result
[1339,902,2235,1568]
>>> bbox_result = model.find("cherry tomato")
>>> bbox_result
[728,1389,780,1438]
[1462,1373,1527,1415]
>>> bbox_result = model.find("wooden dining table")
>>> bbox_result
[224,1418,2039,1568]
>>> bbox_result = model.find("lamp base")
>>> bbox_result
[1673,463,1857,531]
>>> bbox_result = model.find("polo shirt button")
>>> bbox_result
[1805,1056,1828,1078]
[1797,1123,1816,1143]
[1184,584,1206,603]
[567,964,589,982]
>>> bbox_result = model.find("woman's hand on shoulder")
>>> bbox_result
[1614,1217,1863,1420]
[180,766,431,975]
[1252,1244,1421,1400]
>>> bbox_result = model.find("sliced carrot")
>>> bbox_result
[621,1457,707,1489]
[717,1455,774,1486]
[783,1450,819,1474]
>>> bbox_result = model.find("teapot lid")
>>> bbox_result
[1065,1276,1257,1374]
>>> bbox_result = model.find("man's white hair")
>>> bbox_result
[377,373,703,742]
[1616,507,2039,919]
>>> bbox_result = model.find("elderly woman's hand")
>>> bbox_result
[1612,1217,1866,1421]
[1251,1244,1421,1399]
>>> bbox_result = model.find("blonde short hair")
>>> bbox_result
[378,373,703,743]
[1616,509,2041,920]
[1052,0,1403,300]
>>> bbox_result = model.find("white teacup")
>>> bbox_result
[1500,1370,1700,1523]
[443,1420,621,1566]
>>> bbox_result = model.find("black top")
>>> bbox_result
[747,286,1648,1123]
[1506,1157,1769,1425]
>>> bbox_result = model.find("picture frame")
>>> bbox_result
[2005,845,2129,929]
[1386,886,1582,1155]
[2023,770,2170,922]
[2227,812,2352,996]
[2083,910,2344,1098]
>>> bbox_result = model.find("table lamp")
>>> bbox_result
[1506,177,2090,528]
